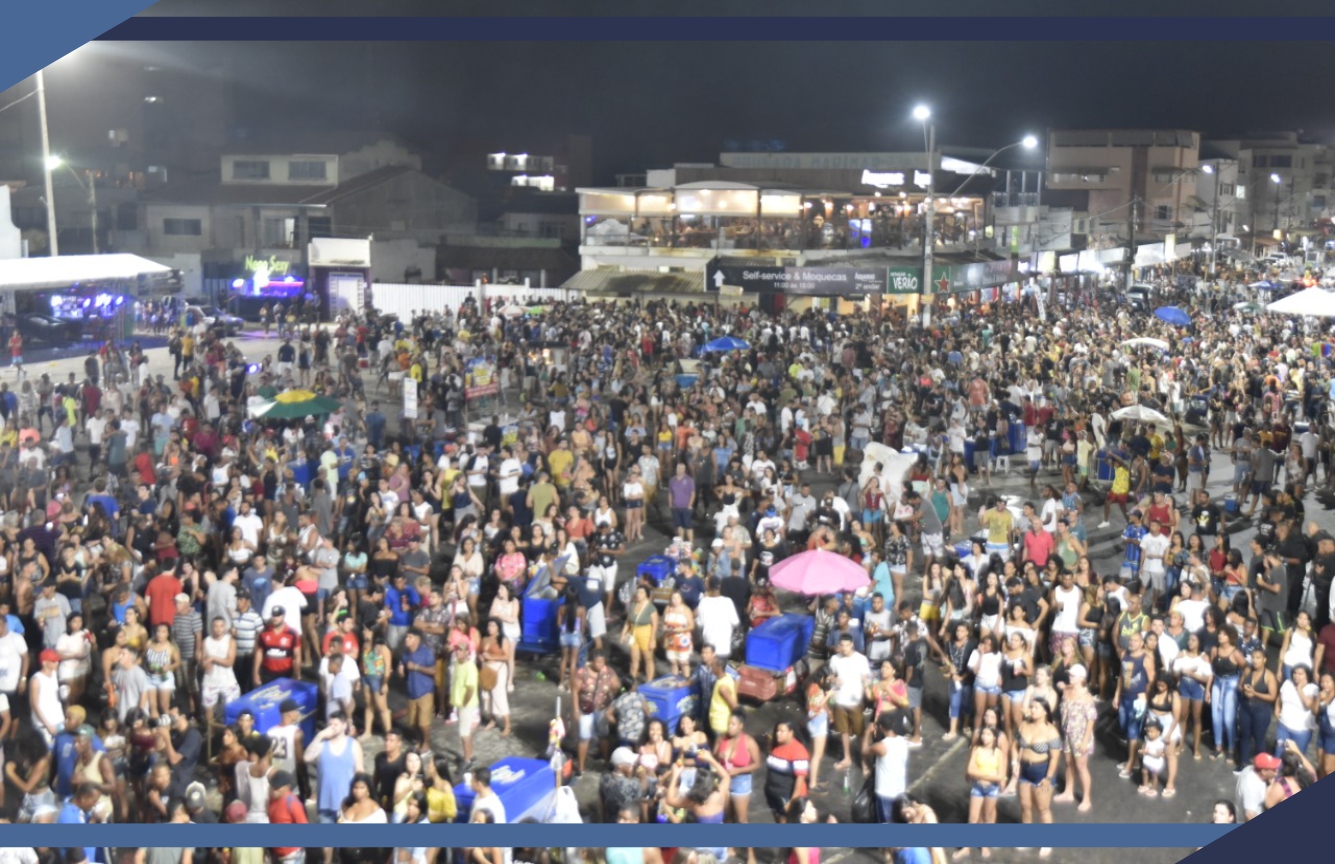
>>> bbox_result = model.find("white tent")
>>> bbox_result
[0,253,172,290]
[1266,287,1335,317]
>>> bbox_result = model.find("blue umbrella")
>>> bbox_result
[703,335,750,352]
[1154,306,1191,327]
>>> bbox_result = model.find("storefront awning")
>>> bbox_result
[563,268,705,295]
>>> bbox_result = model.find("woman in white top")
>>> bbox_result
[341,772,389,823]
[236,746,272,823]
[1278,610,1317,682]
[201,617,241,712]
[1275,664,1319,757]
[55,612,94,706]
[968,634,1004,735]
[622,468,646,544]
[1169,633,1213,760]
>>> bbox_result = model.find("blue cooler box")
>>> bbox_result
[637,555,675,585]
[1095,450,1115,483]
[519,596,561,655]
[224,677,319,742]
[963,438,976,472]
[640,675,699,734]
[454,757,556,823]
[746,613,816,673]
[1008,422,1026,457]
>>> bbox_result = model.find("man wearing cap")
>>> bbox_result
[449,641,480,771]
[599,746,645,823]
[269,698,309,802]
[53,705,103,799]
[267,768,309,864]
[30,648,63,746]
[72,723,118,822]
[1121,510,1147,580]
[1236,752,1281,821]
[255,607,301,687]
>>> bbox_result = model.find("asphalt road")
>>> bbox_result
[58,329,1285,863]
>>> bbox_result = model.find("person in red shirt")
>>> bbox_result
[133,445,156,487]
[1021,520,1055,569]
[145,568,184,629]
[255,608,301,687]
[267,769,307,861]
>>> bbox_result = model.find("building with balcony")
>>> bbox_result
[485,134,593,193]
[1206,133,1334,246]
[1046,129,1201,247]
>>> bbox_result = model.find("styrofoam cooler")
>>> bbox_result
[745,613,815,673]
[639,675,699,734]
[224,677,319,743]
[453,757,555,823]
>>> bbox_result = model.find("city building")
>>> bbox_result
[1205,132,1334,247]
[1045,129,1201,248]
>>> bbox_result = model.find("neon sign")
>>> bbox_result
[244,255,292,276]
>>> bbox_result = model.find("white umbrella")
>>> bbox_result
[1112,404,1171,425]
[1267,287,1335,317]
[1120,337,1169,350]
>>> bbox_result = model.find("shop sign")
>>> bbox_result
[465,357,499,400]
[706,260,887,296]
[861,170,906,189]
[244,255,292,276]
[886,266,923,294]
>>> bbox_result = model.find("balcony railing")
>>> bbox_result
[992,192,1040,208]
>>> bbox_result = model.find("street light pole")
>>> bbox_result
[912,105,936,328]
[1202,163,1219,277]
[35,68,58,257]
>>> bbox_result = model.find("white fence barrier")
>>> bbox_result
[368,283,570,321]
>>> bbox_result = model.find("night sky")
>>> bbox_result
[86,39,1335,184]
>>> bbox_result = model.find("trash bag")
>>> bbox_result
[545,785,584,824]
[851,773,878,824]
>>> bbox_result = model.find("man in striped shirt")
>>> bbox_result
[763,719,810,822]
[171,594,203,716]
[231,591,264,694]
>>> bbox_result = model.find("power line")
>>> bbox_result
[0,88,38,117]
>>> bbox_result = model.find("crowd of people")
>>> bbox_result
[0,253,1333,864]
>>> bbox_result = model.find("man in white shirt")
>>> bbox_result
[85,409,108,468]
[827,633,872,771]
[695,579,741,661]
[1236,753,1279,821]
[1140,519,1172,610]
[497,447,522,498]
[232,501,264,550]
[261,574,308,626]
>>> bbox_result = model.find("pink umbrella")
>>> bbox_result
[768,549,870,596]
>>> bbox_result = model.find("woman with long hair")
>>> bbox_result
[621,583,658,684]
[479,618,512,737]
[359,630,393,742]
[1315,670,1335,779]
[489,582,521,692]
[1171,632,1213,760]
[968,634,1004,736]
[555,583,585,692]
[955,724,1005,860]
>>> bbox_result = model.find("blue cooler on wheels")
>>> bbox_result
[453,757,556,823]
[637,555,675,586]
[1008,422,1026,458]
[1095,449,1115,483]
[640,675,699,734]
[745,613,816,672]
[224,677,319,742]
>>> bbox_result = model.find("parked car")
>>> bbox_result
[16,314,80,346]
[184,304,245,335]
[1127,285,1153,313]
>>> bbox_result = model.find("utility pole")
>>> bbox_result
[1123,196,1139,291]
[35,68,57,257]
[922,122,936,328]
[87,171,98,255]
[1209,168,1219,277]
